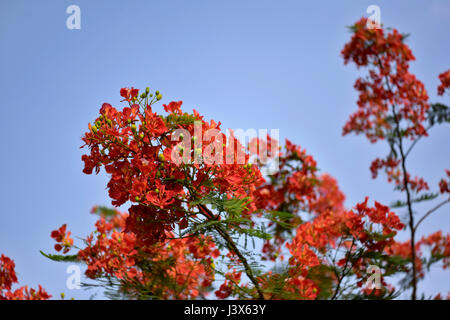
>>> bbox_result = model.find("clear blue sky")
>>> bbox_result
[0,0,449,299]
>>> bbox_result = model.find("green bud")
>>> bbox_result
[155,90,160,95]
[149,93,153,97]
[145,87,150,93]
[131,124,137,132]
[127,119,132,124]
[140,92,147,99]
[139,133,144,139]
[92,125,97,134]
[106,119,112,126]
[96,121,101,127]
[158,154,165,161]
[156,93,162,101]
[155,188,159,194]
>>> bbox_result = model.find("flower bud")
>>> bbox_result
[155,188,159,194]
[146,87,150,93]
[156,93,162,101]
[131,124,137,132]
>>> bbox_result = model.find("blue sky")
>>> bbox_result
[0,0,449,299]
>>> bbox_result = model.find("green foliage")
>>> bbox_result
[91,206,118,218]
[427,103,450,126]
[390,192,438,208]
[40,250,80,263]
[163,112,198,128]
[264,210,296,230]
[187,193,272,241]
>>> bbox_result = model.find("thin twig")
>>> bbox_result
[414,199,450,232]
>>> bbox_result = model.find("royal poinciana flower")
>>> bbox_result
[50,224,74,254]
[342,18,450,299]
[0,254,50,300]
[438,70,450,96]
[40,18,449,301]
[42,81,449,300]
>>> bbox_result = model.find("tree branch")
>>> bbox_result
[414,199,450,232]
[198,204,265,300]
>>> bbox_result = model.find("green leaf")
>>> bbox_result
[263,211,296,229]
[91,206,117,218]
[40,250,80,263]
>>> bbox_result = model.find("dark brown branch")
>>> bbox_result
[376,54,418,300]
[198,204,265,300]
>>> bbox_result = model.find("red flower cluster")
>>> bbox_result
[53,206,219,299]
[81,89,264,246]
[342,18,429,143]
[386,231,450,278]
[342,18,450,300]
[439,170,450,194]
[284,198,404,298]
[254,139,334,260]
[0,254,50,300]
[438,70,450,96]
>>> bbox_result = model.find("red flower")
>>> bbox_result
[163,101,183,114]
[50,224,74,254]
[437,70,450,95]
[120,87,139,102]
